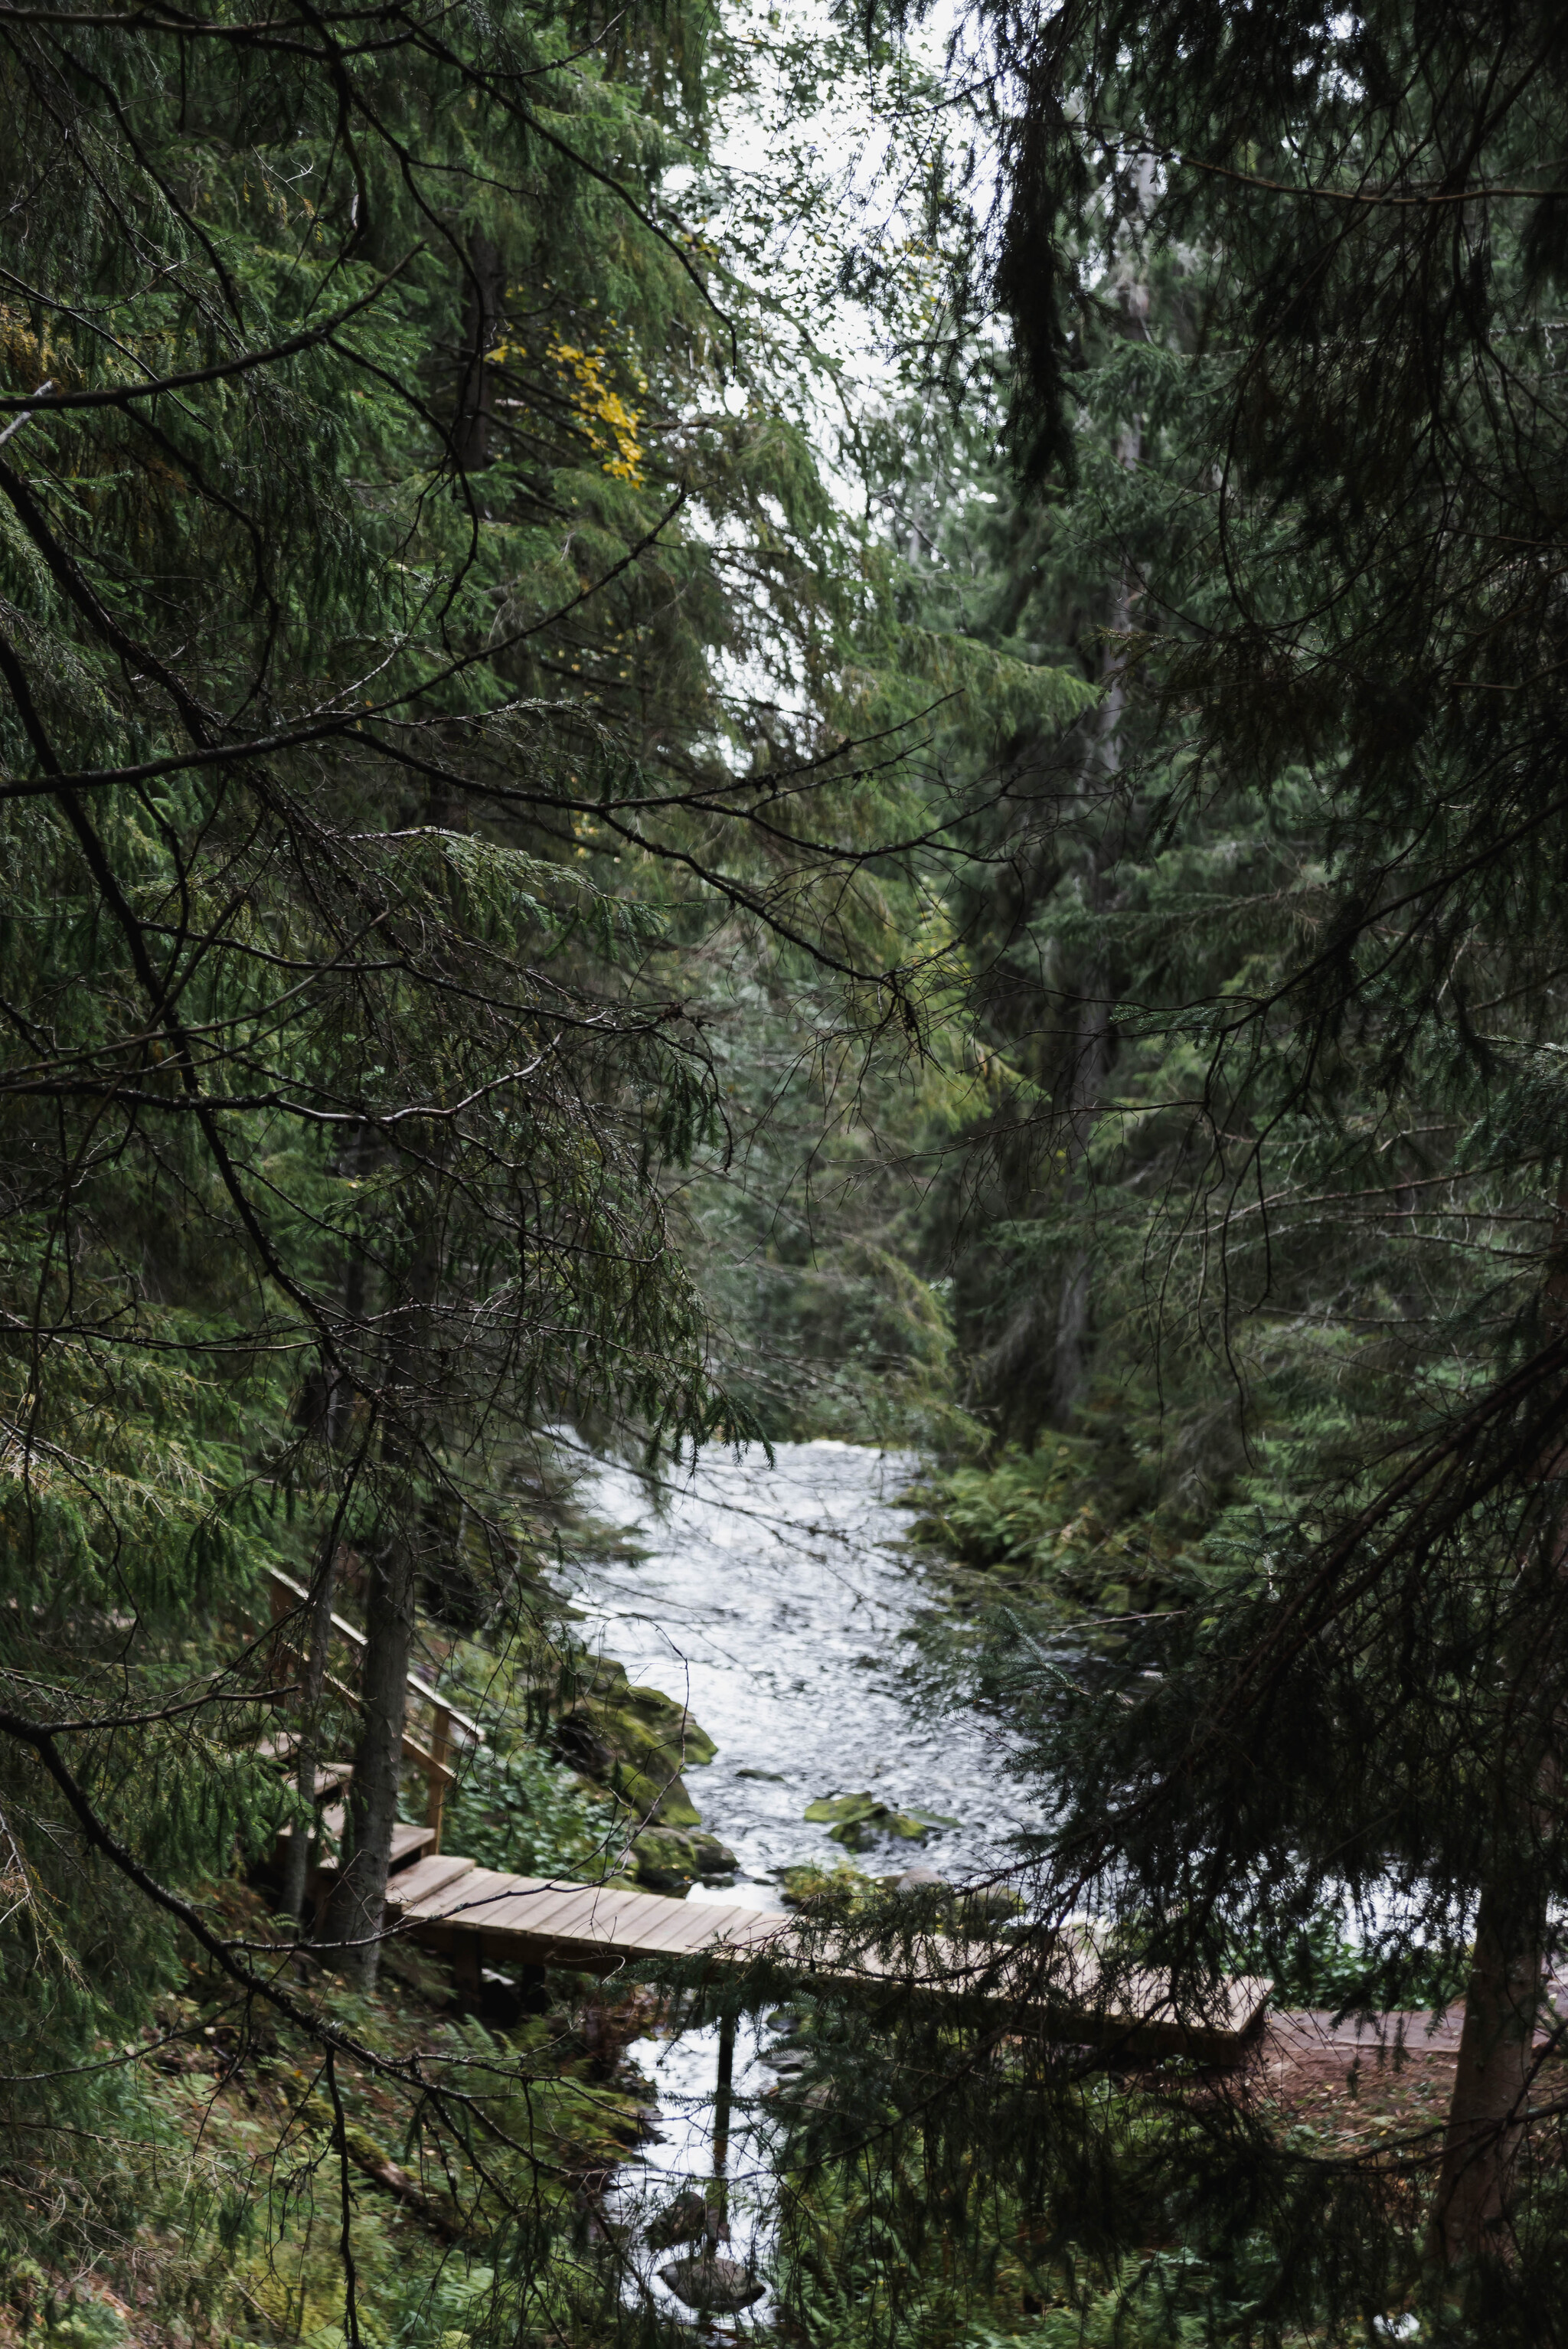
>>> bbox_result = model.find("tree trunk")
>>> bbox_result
[1045,981,1112,1427]
[279,1534,341,1925]
[283,1204,367,1924]
[1430,1873,1542,2262]
[323,1531,417,1989]
[1045,440,1135,1428]
[1429,1203,1567,2259]
[453,233,502,473]
[323,1207,436,1990]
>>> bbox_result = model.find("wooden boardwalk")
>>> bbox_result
[384,1852,1272,2061]
[255,1581,1269,2061]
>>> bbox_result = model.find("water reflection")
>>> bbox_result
[608,2015,781,2331]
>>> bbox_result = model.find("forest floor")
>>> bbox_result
[12,1883,667,2349]
[1250,1994,1568,2162]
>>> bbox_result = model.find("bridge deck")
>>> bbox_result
[385,1854,1270,2060]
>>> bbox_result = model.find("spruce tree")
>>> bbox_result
[0,0,978,2272]
[903,0,1568,2324]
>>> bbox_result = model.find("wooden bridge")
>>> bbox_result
[382,1851,1270,2061]
[267,1747,1268,2057]
[260,1567,1270,2062]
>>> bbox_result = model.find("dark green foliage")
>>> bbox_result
[20,0,1568,2337]
[796,1,1568,2331]
[440,1740,611,1881]
[678,4,1568,2338]
[0,0,992,2304]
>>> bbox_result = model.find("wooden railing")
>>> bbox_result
[266,1567,482,1851]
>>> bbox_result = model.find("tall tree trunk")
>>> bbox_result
[279,1534,342,1926]
[1045,983,1112,1427]
[1046,421,1138,1426]
[323,1210,436,1991]
[453,233,502,473]
[283,1197,367,1923]
[1429,1210,1566,2259]
[1430,1871,1543,2262]
[323,1530,418,1989]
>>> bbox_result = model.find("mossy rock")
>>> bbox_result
[658,2254,763,2314]
[612,1760,701,1828]
[777,1859,863,1908]
[552,1674,716,1815]
[630,1825,737,1893]
[645,2188,717,2249]
[625,1684,717,1766]
[804,1791,958,1850]
[568,1661,716,1761]
[952,1883,1026,1930]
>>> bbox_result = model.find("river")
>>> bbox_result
[558,1438,1050,2328]
[561,1436,1048,1895]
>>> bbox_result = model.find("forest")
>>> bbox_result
[2,0,1567,2341]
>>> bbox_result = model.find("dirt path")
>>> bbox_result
[1248,1988,1568,2158]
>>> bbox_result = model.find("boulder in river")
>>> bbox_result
[776,1860,861,1907]
[549,1658,716,1828]
[657,2254,764,2314]
[954,1881,1025,1929]
[881,1870,1024,1932]
[629,1825,737,1893]
[614,1763,702,1828]
[891,1866,949,1893]
[804,1791,959,1851]
[645,2189,726,2249]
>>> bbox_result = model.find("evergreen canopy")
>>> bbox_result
[915,0,1568,2311]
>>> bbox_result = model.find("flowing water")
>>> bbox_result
[561,1437,1047,1894]
[558,1439,1050,2328]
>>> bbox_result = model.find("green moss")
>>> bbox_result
[804,1792,956,1848]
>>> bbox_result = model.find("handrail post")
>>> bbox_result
[267,1569,296,1710]
[426,1704,452,1853]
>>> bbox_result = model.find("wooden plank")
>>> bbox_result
[588,1889,729,1949]
[789,1936,1271,2059]
[401,1868,501,1921]
[588,1890,738,1953]
[466,1879,604,1936]
[688,1902,790,1950]
[410,1867,523,1923]
[387,1854,478,1908]
[389,1821,436,1866]
[615,1903,783,1962]
[537,1893,701,1957]
[475,1893,599,1939]
[401,1731,457,1786]
[629,1902,757,1957]
[486,1883,639,1944]
[495,1887,697,1959]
